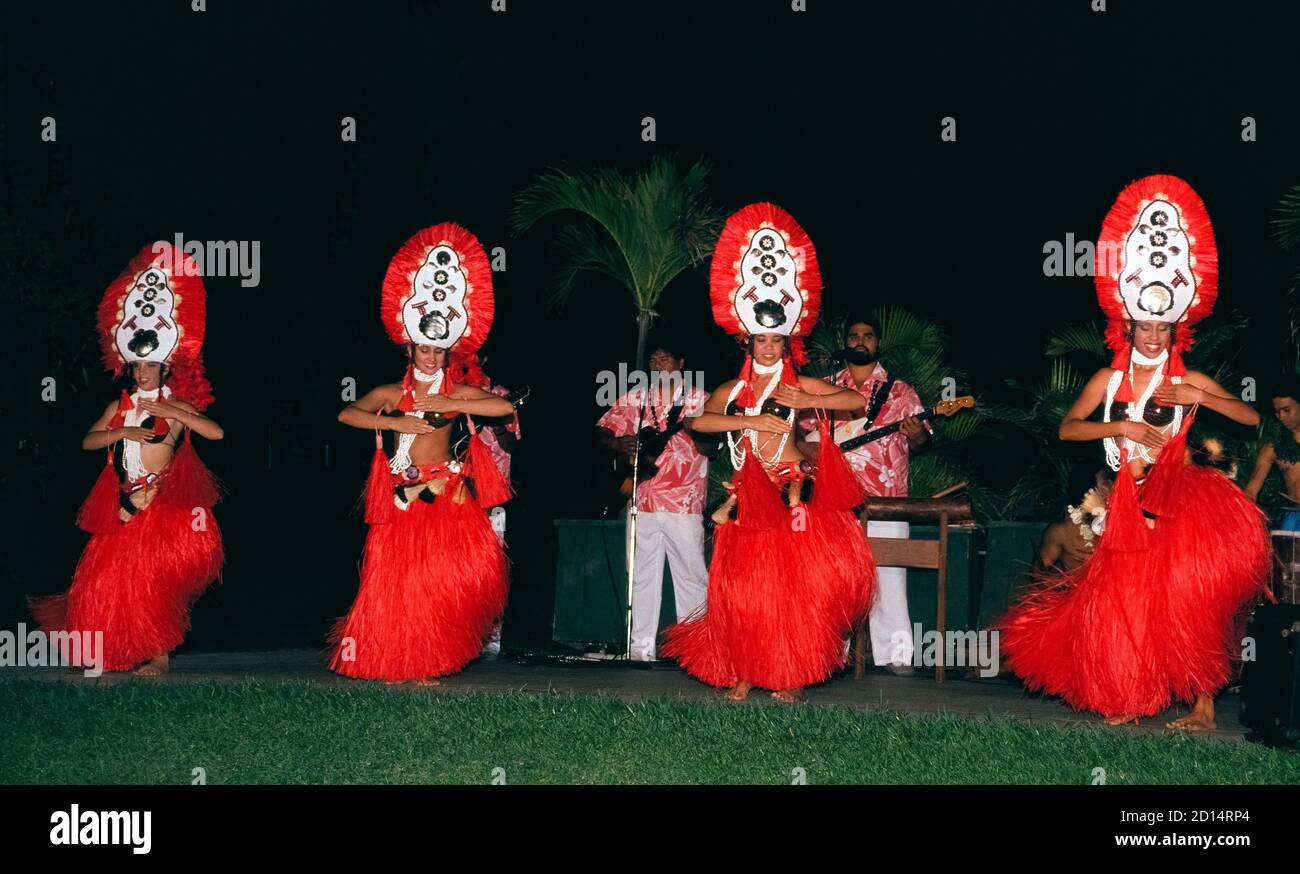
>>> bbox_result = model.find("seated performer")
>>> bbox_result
[1244,376,1300,528]
[30,243,224,676]
[661,203,877,703]
[1036,468,1113,573]
[999,175,1273,730]
[595,333,712,662]
[327,223,515,685]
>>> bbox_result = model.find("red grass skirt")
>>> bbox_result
[327,492,508,681]
[999,464,1271,718]
[661,505,875,691]
[29,501,223,672]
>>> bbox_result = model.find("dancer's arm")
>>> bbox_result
[1154,371,1260,427]
[81,400,145,450]
[687,380,791,434]
[772,376,869,413]
[1059,368,1167,449]
[339,384,433,433]
[139,398,224,440]
[412,384,515,418]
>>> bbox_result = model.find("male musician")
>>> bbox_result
[594,336,710,661]
[1245,376,1300,528]
[805,317,929,674]
[472,360,520,658]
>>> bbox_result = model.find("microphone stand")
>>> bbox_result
[623,400,645,665]
[620,310,655,667]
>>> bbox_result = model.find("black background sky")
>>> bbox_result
[3,0,1299,652]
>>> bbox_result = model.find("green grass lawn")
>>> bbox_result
[3,680,1297,784]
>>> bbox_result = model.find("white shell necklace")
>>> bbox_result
[121,386,172,482]
[726,358,792,469]
[389,367,444,474]
[1101,348,1183,470]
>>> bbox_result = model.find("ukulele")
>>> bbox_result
[804,395,976,451]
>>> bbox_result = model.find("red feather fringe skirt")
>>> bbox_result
[999,463,1271,719]
[662,476,876,691]
[30,454,223,672]
[327,476,508,682]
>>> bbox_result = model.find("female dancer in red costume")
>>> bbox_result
[662,203,877,703]
[31,243,224,676]
[1000,176,1273,730]
[327,223,515,685]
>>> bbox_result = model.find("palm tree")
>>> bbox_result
[1270,183,1300,372]
[512,156,722,370]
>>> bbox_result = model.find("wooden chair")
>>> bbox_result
[852,496,973,683]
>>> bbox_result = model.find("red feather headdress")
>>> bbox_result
[710,202,821,361]
[711,203,820,403]
[97,242,213,410]
[1095,175,1217,383]
[381,223,494,364]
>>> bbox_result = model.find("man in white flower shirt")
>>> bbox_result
[595,338,711,661]
[804,317,930,674]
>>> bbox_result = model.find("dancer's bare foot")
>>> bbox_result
[385,677,441,687]
[724,681,752,701]
[1104,713,1138,726]
[133,654,169,677]
[1167,694,1216,731]
[771,688,803,704]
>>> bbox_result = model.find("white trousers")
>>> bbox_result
[625,510,710,660]
[866,519,914,666]
[482,507,507,654]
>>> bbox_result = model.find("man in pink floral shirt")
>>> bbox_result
[595,340,711,661]
[802,317,930,674]
[476,373,519,658]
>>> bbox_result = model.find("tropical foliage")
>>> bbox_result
[512,156,723,365]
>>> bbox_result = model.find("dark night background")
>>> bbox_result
[2,0,1299,654]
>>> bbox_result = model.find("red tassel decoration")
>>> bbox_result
[363,441,396,525]
[468,429,511,508]
[1113,367,1136,404]
[1099,462,1149,552]
[397,366,415,412]
[1140,416,1192,519]
[779,353,801,387]
[1167,348,1187,378]
[76,459,121,534]
[811,420,864,511]
[736,354,757,407]
[735,443,787,529]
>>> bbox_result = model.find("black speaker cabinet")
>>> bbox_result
[1239,604,1300,747]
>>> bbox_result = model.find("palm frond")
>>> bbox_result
[1044,322,1106,359]
[512,156,722,313]
[1270,183,1300,252]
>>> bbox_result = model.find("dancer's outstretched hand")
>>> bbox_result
[748,413,793,433]
[119,426,154,443]
[1121,421,1167,449]
[389,416,435,434]
[1152,383,1203,406]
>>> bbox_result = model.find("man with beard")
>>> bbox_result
[802,317,929,674]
